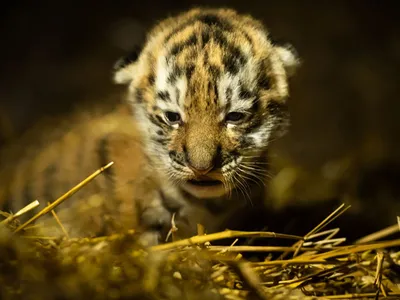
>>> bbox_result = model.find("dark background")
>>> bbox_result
[0,0,399,240]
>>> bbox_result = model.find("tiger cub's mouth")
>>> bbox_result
[188,174,223,187]
[182,174,226,198]
[187,179,222,187]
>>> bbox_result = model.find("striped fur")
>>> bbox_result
[0,102,154,238]
[0,8,299,244]
[115,8,299,200]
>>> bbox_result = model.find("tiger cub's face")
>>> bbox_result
[114,8,299,199]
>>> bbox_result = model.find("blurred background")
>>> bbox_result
[0,0,399,240]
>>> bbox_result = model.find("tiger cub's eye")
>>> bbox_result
[225,112,246,124]
[165,111,181,125]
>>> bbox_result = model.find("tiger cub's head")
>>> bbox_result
[114,8,300,199]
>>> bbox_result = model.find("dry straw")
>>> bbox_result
[1,162,399,300]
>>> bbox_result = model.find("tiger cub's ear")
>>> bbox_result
[274,43,301,77]
[113,46,142,85]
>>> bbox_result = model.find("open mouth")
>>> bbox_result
[188,179,222,187]
[183,176,227,198]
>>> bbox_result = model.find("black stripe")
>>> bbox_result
[223,55,239,74]
[169,34,198,57]
[214,145,223,169]
[240,30,253,47]
[148,74,155,85]
[203,50,209,63]
[238,84,254,99]
[267,100,287,115]
[250,98,260,112]
[230,45,248,65]
[149,115,165,128]
[244,117,263,134]
[197,13,232,30]
[155,115,167,125]
[172,158,185,167]
[151,137,170,146]
[135,88,144,103]
[223,45,247,75]
[257,61,271,90]
[201,28,211,45]
[167,66,183,84]
[157,91,171,102]
[211,28,248,73]
[164,19,196,43]
[164,12,231,45]
[169,150,185,166]
[212,28,229,48]
[185,64,195,80]
[113,45,142,71]
[224,151,239,164]
[241,136,256,148]
[208,64,221,79]
[207,81,219,105]
[183,145,189,163]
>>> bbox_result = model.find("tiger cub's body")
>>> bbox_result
[0,8,299,244]
[0,102,147,237]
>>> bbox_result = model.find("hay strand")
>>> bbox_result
[1,165,400,300]
[151,230,303,251]
[0,199,40,225]
[14,161,114,233]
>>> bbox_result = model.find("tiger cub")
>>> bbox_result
[0,8,299,245]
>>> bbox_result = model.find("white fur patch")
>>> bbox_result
[155,55,170,91]
[275,45,300,77]
[114,64,136,84]
[230,99,256,112]
[154,56,188,121]
[175,76,188,109]
[247,119,274,147]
